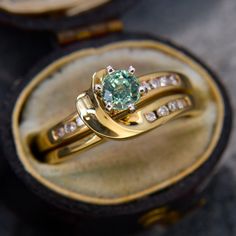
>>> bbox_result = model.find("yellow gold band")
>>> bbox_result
[30,68,199,164]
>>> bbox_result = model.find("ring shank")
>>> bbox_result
[31,71,199,164]
[44,94,197,164]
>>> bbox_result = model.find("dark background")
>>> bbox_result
[0,0,236,235]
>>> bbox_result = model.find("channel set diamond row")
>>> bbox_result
[141,73,180,92]
[53,116,84,140]
[144,98,189,123]
[53,74,182,140]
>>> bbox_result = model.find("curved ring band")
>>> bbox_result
[31,66,198,164]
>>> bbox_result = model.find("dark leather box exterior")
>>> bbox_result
[0,0,135,31]
[0,31,232,235]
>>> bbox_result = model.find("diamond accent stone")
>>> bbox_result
[142,81,152,91]
[168,101,179,112]
[168,74,178,85]
[159,76,169,87]
[149,78,159,89]
[64,122,77,133]
[55,127,65,138]
[157,105,170,117]
[177,99,187,109]
[145,112,157,122]
[76,116,84,127]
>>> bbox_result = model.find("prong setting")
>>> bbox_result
[94,84,103,93]
[101,67,140,112]
[128,66,135,74]
[128,104,136,112]
[105,102,113,111]
[106,65,115,74]
[138,85,146,95]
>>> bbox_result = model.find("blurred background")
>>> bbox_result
[0,0,235,235]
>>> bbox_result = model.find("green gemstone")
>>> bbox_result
[102,70,140,110]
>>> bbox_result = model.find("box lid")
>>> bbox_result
[0,0,135,31]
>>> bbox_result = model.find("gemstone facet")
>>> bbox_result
[157,105,170,117]
[64,122,77,133]
[159,76,169,86]
[168,101,179,112]
[145,112,157,122]
[55,127,65,138]
[168,74,178,85]
[149,78,159,89]
[177,99,187,109]
[102,69,140,110]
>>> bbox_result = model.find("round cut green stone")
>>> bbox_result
[102,70,140,110]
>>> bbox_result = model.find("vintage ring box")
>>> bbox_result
[0,1,232,235]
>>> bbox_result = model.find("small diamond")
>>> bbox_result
[177,99,187,109]
[55,127,65,138]
[159,76,169,86]
[168,74,179,85]
[144,112,157,122]
[168,101,179,112]
[142,81,152,91]
[76,116,84,127]
[64,122,77,133]
[157,105,170,117]
[149,78,159,89]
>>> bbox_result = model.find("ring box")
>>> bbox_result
[0,1,232,235]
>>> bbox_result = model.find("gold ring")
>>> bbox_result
[30,66,199,164]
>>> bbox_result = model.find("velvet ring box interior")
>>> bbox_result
[1,34,232,233]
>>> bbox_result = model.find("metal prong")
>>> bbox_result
[106,65,115,74]
[138,85,146,95]
[94,84,103,93]
[128,104,136,112]
[128,66,135,74]
[105,103,113,111]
